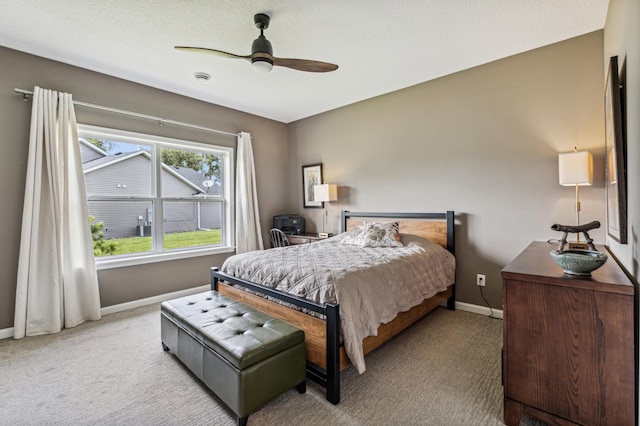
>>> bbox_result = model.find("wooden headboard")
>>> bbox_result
[341,211,455,255]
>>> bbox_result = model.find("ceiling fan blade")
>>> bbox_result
[272,57,338,73]
[175,46,250,60]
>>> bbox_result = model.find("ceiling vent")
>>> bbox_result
[193,72,211,83]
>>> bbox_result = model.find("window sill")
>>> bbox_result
[96,246,235,270]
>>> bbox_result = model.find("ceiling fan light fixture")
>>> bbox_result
[252,58,273,73]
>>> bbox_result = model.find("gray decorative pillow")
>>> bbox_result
[361,221,403,248]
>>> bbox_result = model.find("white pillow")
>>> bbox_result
[340,222,366,245]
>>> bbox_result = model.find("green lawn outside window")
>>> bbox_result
[96,229,221,257]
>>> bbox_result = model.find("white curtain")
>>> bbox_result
[14,87,101,339]
[235,132,264,253]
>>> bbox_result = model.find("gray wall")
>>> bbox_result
[604,0,639,284]
[603,0,640,418]
[0,46,288,329]
[287,31,607,310]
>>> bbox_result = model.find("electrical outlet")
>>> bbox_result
[476,274,486,287]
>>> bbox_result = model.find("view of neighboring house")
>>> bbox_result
[79,139,221,239]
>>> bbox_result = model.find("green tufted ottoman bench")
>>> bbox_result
[160,290,306,426]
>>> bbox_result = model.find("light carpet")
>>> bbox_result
[0,303,542,425]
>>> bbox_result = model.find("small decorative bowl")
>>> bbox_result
[549,250,608,276]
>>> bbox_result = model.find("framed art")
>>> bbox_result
[302,163,323,208]
[604,55,627,244]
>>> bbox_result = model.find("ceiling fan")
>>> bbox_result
[175,13,339,73]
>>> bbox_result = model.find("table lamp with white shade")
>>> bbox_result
[314,183,338,238]
[558,147,593,249]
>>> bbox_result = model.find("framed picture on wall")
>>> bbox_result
[302,163,323,208]
[604,55,627,244]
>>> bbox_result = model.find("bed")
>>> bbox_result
[210,210,456,404]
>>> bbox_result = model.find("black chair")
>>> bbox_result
[269,228,290,248]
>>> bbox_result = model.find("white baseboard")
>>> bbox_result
[455,301,503,319]
[0,327,14,340]
[0,285,210,340]
[100,284,210,316]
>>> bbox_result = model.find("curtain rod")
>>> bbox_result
[14,88,241,139]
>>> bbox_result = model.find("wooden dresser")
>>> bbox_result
[502,241,635,426]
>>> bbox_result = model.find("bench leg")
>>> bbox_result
[238,415,248,426]
[296,380,306,394]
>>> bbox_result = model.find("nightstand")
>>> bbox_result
[287,233,324,245]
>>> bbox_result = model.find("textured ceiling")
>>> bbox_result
[0,0,609,123]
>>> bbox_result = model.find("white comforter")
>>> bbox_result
[220,233,455,373]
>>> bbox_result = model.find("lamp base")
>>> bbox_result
[566,241,590,250]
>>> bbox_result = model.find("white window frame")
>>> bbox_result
[78,124,235,270]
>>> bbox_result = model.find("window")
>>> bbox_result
[78,125,234,269]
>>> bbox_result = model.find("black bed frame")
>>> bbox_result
[210,210,455,405]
